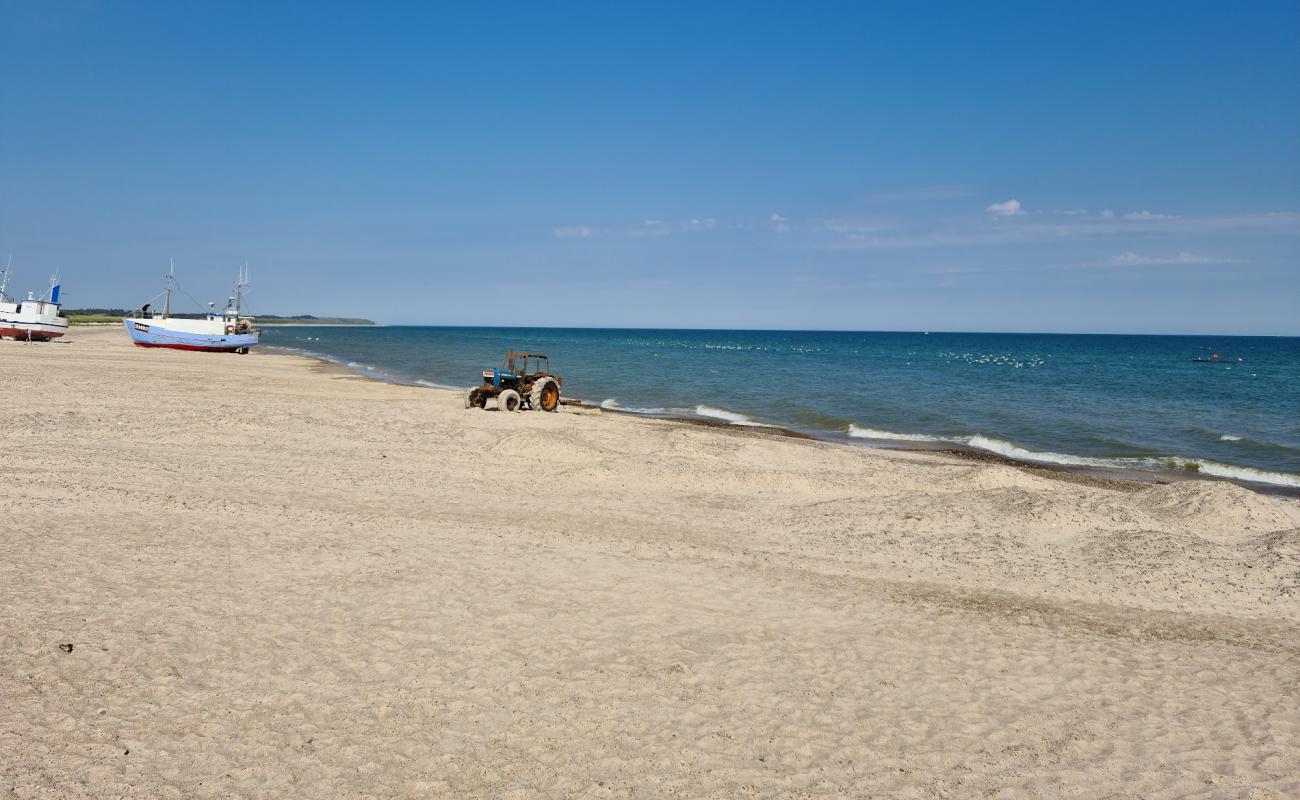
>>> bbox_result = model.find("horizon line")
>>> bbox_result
[285,322,1300,339]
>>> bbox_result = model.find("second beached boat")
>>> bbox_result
[122,264,259,353]
[0,260,68,342]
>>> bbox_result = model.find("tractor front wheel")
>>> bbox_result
[497,389,521,412]
[530,378,560,412]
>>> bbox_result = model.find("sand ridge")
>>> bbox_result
[2,327,1298,798]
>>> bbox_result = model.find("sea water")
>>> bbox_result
[263,327,1300,489]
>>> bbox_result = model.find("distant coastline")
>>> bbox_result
[65,309,377,326]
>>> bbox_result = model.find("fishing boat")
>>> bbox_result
[122,264,259,353]
[0,259,68,341]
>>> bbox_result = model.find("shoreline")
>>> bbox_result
[264,342,1300,499]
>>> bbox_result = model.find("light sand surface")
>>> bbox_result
[3,327,1298,799]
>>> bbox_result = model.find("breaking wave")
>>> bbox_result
[694,405,768,426]
[1165,458,1300,488]
[962,434,1117,468]
[599,398,670,415]
[959,436,1300,486]
[845,426,1300,488]
[847,425,947,443]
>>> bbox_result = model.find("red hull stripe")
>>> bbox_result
[1,328,65,340]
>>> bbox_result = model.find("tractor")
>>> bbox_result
[465,351,562,412]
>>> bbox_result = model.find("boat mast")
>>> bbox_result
[162,259,174,319]
[0,255,11,302]
[233,262,248,316]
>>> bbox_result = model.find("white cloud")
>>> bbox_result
[634,219,672,237]
[1102,251,1227,267]
[769,212,791,233]
[985,198,1025,217]
[552,225,593,239]
[1122,210,1181,221]
[1100,209,1115,220]
[814,217,893,234]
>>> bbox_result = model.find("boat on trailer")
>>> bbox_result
[0,259,68,342]
[122,264,259,353]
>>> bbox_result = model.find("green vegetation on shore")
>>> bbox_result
[65,309,376,326]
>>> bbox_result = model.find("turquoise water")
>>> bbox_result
[263,327,1300,488]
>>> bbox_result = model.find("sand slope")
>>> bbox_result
[2,328,1298,798]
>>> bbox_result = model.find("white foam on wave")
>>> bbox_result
[847,424,947,443]
[694,405,768,426]
[599,398,670,415]
[961,434,1118,468]
[1166,458,1300,488]
[956,435,1300,489]
[1219,434,1243,442]
[844,423,1300,487]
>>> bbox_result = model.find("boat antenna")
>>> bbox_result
[0,255,11,302]
[162,259,174,319]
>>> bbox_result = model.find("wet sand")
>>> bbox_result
[3,327,1298,798]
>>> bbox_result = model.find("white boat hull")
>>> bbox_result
[0,298,67,341]
[123,318,260,352]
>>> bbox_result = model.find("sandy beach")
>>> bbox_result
[3,326,1298,798]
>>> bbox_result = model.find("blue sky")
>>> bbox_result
[2,1,1297,334]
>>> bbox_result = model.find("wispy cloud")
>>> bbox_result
[552,225,593,239]
[553,208,1299,250]
[682,217,717,231]
[1122,210,1181,221]
[813,217,895,235]
[816,210,1300,250]
[636,219,672,237]
[985,198,1025,217]
[552,217,727,239]
[1098,251,1232,267]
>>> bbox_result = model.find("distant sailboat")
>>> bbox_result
[122,262,259,353]
[0,258,69,341]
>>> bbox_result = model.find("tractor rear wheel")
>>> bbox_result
[497,389,521,412]
[529,377,560,412]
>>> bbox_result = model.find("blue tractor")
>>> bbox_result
[465,351,562,412]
